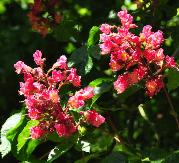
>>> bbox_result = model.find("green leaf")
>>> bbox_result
[53,20,78,42]
[87,129,113,153]
[75,140,91,153]
[118,85,141,100]
[89,78,112,107]
[68,46,93,75]
[47,134,78,162]
[47,132,63,143]
[17,120,39,152]
[0,112,25,157]
[87,26,100,48]
[138,104,149,121]
[26,139,43,156]
[163,150,179,163]
[75,154,99,163]
[89,78,112,87]
[88,45,101,60]
[166,69,179,91]
[113,144,141,161]
[100,152,127,163]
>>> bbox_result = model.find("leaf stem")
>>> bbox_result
[107,113,124,144]
[163,86,179,129]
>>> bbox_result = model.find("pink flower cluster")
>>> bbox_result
[99,10,177,97]
[14,50,105,139]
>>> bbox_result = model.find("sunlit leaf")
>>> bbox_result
[0,112,25,157]
[87,26,100,48]
[47,134,78,162]
[68,46,93,75]
[17,120,39,152]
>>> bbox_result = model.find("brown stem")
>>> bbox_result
[46,68,53,77]
[107,114,124,144]
[163,86,179,129]
[39,151,49,160]
[58,82,64,91]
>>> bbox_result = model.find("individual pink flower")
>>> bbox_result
[68,94,84,108]
[33,50,45,66]
[30,126,46,139]
[49,90,60,103]
[68,87,94,108]
[67,68,81,87]
[19,79,34,96]
[84,110,105,127]
[53,55,68,69]
[28,108,41,120]
[165,55,176,68]
[55,121,76,137]
[140,25,153,41]
[32,67,44,78]
[145,77,164,97]
[114,74,129,94]
[100,24,111,34]
[14,61,32,74]
[51,70,64,82]
[155,48,165,62]
[109,54,123,71]
[80,86,94,100]
[99,40,113,55]
[117,10,137,29]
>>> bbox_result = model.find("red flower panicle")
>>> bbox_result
[99,10,177,97]
[15,50,105,139]
[28,0,62,37]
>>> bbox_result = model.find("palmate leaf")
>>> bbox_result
[47,134,78,162]
[17,120,39,152]
[0,111,25,158]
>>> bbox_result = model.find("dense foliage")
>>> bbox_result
[1,0,179,162]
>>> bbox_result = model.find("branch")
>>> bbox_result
[163,86,179,129]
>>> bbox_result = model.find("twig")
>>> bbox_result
[39,151,49,160]
[163,86,179,129]
[172,47,179,57]
[107,114,124,144]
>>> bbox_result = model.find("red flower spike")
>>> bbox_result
[99,9,177,97]
[28,0,62,37]
[15,50,102,139]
